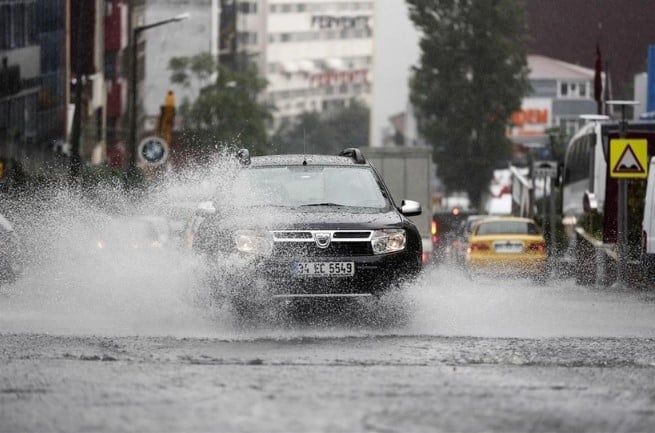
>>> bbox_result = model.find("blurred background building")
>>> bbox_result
[2,0,655,179]
[1,0,67,172]
[143,0,374,130]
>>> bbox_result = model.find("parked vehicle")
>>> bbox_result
[561,117,655,286]
[192,148,423,313]
[360,146,434,265]
[451,214,487,267]
[465,216,547,283]
[641,157,655,283]
[431,207,479,264]
[0,213,23,285]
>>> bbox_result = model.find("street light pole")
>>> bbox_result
[128,13,190,185]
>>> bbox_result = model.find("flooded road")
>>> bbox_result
[2,181,655,432]
[2,265,655,432]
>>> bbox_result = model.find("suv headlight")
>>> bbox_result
[371,229,406,254]
[234,230,273,255]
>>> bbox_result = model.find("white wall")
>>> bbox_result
[144,0,211,117]
[369,0,419,147]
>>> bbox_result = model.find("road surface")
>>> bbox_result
[2,264,655,432]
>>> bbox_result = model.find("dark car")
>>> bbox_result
[430,207,478,264]
[191,148,423,311]
[0,213,23,286]
[451,214,487,267]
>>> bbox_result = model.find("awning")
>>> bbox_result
[282,61,299,73]
[298,60,319,73]
[324,58,346,71]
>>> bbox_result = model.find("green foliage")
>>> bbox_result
[272,99,370,155]
[407,0,530,207]
[168,54,273,159]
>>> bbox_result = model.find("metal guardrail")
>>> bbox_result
[574,227,616,260]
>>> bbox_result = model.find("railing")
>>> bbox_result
[509,165,533,217]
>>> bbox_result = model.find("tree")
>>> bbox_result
[407,0,530,207]
[168,53,273,161]
[272,99,370,155]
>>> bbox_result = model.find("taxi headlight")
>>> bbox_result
[371,229,406,254]
[234,230,273,255]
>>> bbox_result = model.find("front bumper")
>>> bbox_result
[466,253,547,276]
[209,250,421,299]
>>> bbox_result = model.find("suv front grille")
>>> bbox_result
[271,230,373,257]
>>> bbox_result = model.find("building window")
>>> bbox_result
[0,100,9,131]
[0,5,11,49]
[238,31,257,45]
[12,4,26,47]
[104,52,116,80]
[557,116,584,137]
[559,81,591,99]
[0,3,35,49]
[239,2,257,14]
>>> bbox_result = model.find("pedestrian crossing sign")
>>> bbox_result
[609,139,648,179]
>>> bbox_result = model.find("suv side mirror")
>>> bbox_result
[400,199,422,216]
[196,201,217,216]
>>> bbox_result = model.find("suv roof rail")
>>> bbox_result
[339,147,366,164]
[237,148,251,165]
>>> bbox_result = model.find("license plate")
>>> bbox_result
[493,241,524,253]
[291,261,355,277]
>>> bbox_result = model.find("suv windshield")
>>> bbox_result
[232,165,388,209]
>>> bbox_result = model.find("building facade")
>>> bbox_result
[104,0,129,167]
[261,0,374,127]
[509,55,599,145]
[143,0,374,130]
[70,0,107,166]
[1,0,57,173]
[507,54,600,166]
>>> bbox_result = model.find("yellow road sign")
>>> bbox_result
[609,139,648,179]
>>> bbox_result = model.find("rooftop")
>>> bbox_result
[528,54,597,80]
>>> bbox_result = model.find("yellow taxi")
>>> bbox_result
[465,216,547,282]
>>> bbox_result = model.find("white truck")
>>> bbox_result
[360,146,434,263]
[641,157,655,283]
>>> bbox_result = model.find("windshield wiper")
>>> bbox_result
[300,202,345,207]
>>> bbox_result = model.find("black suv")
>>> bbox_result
[191,148,423,308]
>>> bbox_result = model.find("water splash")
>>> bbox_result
[1,152,654,339]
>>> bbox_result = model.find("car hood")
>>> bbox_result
[219,206,405,230]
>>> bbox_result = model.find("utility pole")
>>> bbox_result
[127,13,190,187]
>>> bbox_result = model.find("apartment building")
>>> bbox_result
[509,54,599,147]
[261,0,374,126]
[143,0,374,129]
[1,0,60,171]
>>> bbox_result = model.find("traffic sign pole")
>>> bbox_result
[532,160,558,273]
[607,100,641,288]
